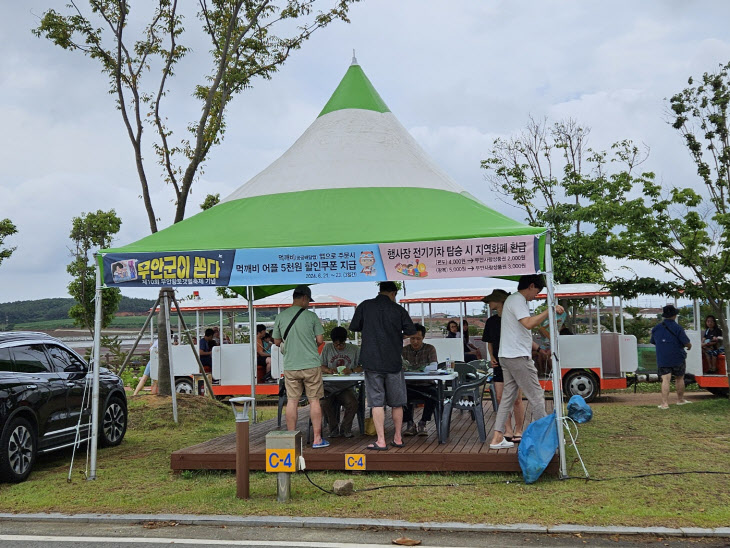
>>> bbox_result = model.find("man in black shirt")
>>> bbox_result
[350,281,417,450]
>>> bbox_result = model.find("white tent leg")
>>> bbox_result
[421,302,425,325]
[545,231,567,479]
[88,257,103,480]
[247,286,257,421]
[196,311,200,342]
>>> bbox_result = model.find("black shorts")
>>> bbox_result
[658,363,686,378]
[492,364,504,383]
[257,355,269,368]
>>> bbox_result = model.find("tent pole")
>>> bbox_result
[619,297,625,334]
[170,293,215,399]
[544,231,567,479]
[421,302,425,325]
[118,296,162,376]
[247,286,257,422]
[162,289,178,423]
[196,311,200,342]
[88,256,103,480]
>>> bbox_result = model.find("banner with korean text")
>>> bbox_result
[101,236,539,288]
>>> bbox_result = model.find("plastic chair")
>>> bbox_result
[469,359,498,411]
[440,372,489,442]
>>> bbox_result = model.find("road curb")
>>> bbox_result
[0,513,727,537]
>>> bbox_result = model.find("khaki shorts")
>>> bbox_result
[284,367,324,400]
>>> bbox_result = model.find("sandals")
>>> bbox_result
[390,440,405,448]
[366,442,388,451]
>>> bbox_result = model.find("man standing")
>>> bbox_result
[651,304,692,409]
[198,328,215,374]
[320,326,361,438]
[401,323,438,437]
[350,281,417,451]
[273,285,327,448]
[489,274,564,450]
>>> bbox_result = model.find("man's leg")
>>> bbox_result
[372,406,386,448]
[339,390,358,436]
[512,389,526,437]
[676,374,688,404]
[285,398,299,430]
[509,357,546,422]
[392,405,404,446]
[659,373,671,409]
[491,361,519,445]
[320,395,338,436]
[309,398,324,445]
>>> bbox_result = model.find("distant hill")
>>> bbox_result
[0,296,156,326]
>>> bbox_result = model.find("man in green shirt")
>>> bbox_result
[273,285,327,448]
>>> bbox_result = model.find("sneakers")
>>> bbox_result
[312,439,330,449]
[416,422,427,436]
[489,439,515,450]
[403,422,417,437]
[677,400,692,405]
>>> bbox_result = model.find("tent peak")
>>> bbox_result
[318,62,389,117]
[351,49,358,66]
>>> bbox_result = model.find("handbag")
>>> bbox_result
[364,410,377,436]
[280,308,305,356]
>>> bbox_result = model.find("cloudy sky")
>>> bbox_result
[2,0,729,313]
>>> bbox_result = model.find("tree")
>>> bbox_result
[34,0,357,233]
[67,210,123,334]
[0,218,18,267]
[481,117,653,287]
[599,61,730,367]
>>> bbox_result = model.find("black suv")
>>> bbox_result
[0,332,127,482]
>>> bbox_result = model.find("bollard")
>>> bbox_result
[265,430,302,503]
[229,397,255,499]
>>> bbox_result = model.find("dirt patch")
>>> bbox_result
[591,391,716,407]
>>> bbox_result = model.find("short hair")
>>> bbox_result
[517,274,546,291]
[379,281,398,293]
[256,324,267,333]
[204,328,215,337]
[413,323,426,337]
[330,326,348,342]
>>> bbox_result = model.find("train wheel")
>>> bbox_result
[563,370,598,403]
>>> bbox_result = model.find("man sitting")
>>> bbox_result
[401,324,438,437]
[319,327,362,438]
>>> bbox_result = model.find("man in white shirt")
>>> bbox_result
[489,274,564,450]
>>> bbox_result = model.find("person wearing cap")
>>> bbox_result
[650,305,692,409]
[481,289,525,442]
[349,281,417,451]
[273,285,328,448]
[489,274,564,450]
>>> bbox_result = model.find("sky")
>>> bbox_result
[2,0,730,316]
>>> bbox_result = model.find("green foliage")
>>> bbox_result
[33,1,358,231]
[67,210,123,334]
[619,306,655,343]
[481,118,653,286]
[0,218,17,267]
[597,61,730,352]
[200,193,220,211]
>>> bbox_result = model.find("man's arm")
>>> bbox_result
[487,342,498,366]
[349,305,363,332]
[199,341,212,357]
[519,305,564,331]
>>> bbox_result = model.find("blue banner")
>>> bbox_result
[102,251,235,287]
[229,244,385,286]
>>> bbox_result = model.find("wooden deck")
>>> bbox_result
[171,399,557,474]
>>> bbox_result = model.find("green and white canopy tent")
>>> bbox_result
[92,57,567,478]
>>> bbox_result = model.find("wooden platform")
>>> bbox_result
[171,399,557,474]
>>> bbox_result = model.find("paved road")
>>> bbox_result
[0,521,726,547]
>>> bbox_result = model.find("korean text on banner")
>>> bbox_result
[379,236,539,280]
[102,251,235,287]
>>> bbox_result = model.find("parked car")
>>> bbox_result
[0,332,127,482]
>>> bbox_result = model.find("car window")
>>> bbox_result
[0,347,13,372]
[10,344,55,374]
[46,345,87,373]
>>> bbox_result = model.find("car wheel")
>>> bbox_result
[175,378,195,394]
[563,370,598,403]
[706,387,729,397]
[0,416,37,483]
[100,396,127,447]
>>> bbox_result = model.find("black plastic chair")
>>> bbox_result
[469,359,498,411]
[440,372,489,442]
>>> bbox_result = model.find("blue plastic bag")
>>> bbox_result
[518,412,559,484]
[567,394,593,423]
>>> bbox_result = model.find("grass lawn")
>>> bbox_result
[1,392,729,527]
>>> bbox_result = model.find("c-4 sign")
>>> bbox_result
[344,453,366,470]
[265,449,296,472]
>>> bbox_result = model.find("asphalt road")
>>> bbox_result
[0,521,726,548]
